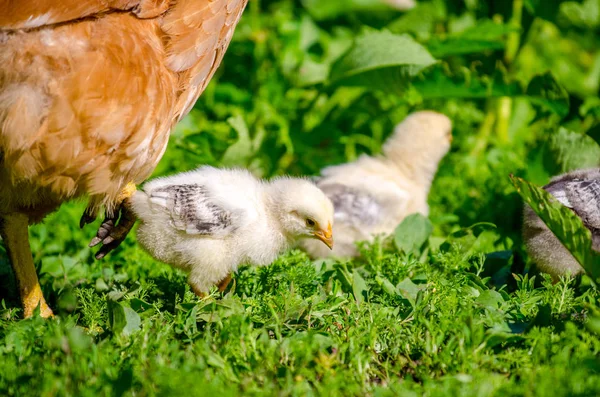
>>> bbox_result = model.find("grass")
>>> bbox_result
[1,219,599,395]
[2,0,600,395]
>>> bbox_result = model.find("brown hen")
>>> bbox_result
[0,0,248,318]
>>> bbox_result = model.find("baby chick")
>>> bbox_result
[300,111,452,258]
[523,168,600,282]
[130,166,334,296]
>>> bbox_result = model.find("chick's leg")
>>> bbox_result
[217,273,232,292]
[89,182,138,259]
[190,283,206,298]
[189,273,232,298]
[0,214,53,318]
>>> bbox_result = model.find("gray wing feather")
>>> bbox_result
[546,178,600,230]
[319,183,382,227]
[150,184,237,236]
[565,180,600,229]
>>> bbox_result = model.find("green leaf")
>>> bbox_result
[376,275,398,296]
[586,315,600,336]
[546,127,600,174]
[526,127,600,185]
[394,213,433,255]
[510,175,600,281]
[396,277,419,304]
[206,351,227,369]
[560,0,600,29]
[524,0,564,22]
[387,1,447,41]
[302,0,398,20]
[427,20,517,58]
[299,14,322,51]
[107,300,141,337]
[525,74,570,118]
[221,115,253,167]
[329,30,437,92]
[410,67,569,117]
[476,290,505,310]
[297,58,330,87]
[352,271,369,305]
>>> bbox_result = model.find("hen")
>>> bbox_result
[0,0,248,318]
[131,166,334,295]
[300,111,452,258]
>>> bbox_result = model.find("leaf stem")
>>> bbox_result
[505,0,523,65]
[496,0,524,143]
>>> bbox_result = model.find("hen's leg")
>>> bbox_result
[0,214,53,318]
[88,182,138,259]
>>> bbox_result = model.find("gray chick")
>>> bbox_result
[523,168,600,282]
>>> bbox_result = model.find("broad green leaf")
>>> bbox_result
[547,127,600,173]
[580,97,600,120]
[560,0,600,29]
[510,175,600,281]
[329,31,437,92]
[523,0,565,22]
[484,331,525,349]
[387,1,447,40]
[476,290,505,310]
[221,115,253,167]
[427,20,517,58]
[410,67,569,117]
[528,127,600,187]
[394,213,433,255]
[352,271,369,305]
[516,19,600,98]
[297,58,330,87]
[107,300,141,337]
[396,277,419,304]
[302,0,399,20]
[299,15,322,51]
[376,275,398,296]
[439,223,497,256]
[525,74,570,118]
[410,65,520,99]
[206,351,227,369]
[586,315,600,335]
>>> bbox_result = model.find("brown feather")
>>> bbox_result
[0,0,248,219]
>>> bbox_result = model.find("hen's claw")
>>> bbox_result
[79,207,98,229]
[89,219,116,247]
[91,203,137,260]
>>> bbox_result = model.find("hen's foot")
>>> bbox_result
[1,214,54,319]
[23,284,54,319]
[89,183,138,259]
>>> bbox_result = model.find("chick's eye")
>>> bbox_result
[306,218,316,227]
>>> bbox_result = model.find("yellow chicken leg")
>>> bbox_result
[1,214,53,318]
[88,182,138,259]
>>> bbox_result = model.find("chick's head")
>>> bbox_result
[267,177,334,249]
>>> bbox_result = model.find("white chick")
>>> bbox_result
[130,166,334,296]
[300,111,452,258]
[523,168,600,282]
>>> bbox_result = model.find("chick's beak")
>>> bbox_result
[314,223,333,250]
